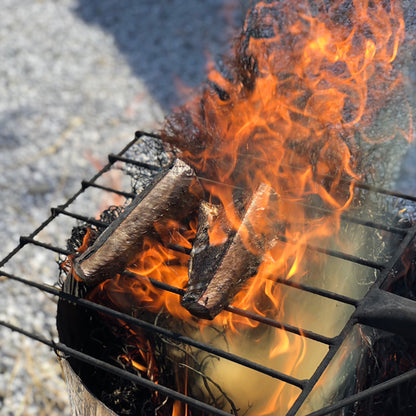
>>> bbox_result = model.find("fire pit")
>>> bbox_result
[1,0,416,415]
[51,128,416,416]
[0,125,415,414]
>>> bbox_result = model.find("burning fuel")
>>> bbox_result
[69,0,413,415]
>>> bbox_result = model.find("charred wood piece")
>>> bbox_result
[73,159,203,287]
[184,183,279,319]
[181,201,233,312]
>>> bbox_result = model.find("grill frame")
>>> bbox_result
[1,130,416,416]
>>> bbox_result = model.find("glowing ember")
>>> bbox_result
[80,0,412,414]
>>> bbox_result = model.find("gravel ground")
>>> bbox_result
[0,1,245,415]
[0,1,414,416]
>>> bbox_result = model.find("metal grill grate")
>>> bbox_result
[1,131,416,416]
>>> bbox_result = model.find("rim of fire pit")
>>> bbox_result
[1,130,416,416]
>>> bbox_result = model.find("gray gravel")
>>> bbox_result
[0,1,244,414]
[0,1,415,415]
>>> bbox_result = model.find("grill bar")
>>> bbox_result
[276,234,385,270]
[108,154,162,172]
[351,181,416,202]
[296,202,407,235]
[19,236,72,256]
[272,277,359,307]
[225,306,335,345]
[81,180,137,199]
[276,159,416,203]
[51,207,107,228]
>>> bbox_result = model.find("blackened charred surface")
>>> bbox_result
[189,184,279,319]
[182,201,234,312]
[65,224,95,254]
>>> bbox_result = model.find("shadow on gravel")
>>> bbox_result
[75,0,247,111]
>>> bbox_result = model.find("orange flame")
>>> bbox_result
[86,1,411,414]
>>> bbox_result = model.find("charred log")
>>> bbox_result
[73,159,203,287]
[181,200,233,313]
[185,183,279,319]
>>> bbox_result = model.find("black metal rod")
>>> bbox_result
[273,277,359,307]
[324,208,406,235]
[0,270,306,389]
[123,270,186,296]
[258,156,416,203]
[276,234,385,270]
[134,130,162,140]
[225,306,335,345]
[0,320,234,416]
[281,198,407,235]
[81,181,136,199]
[352,181,416,202]
[313,246,385,270]
[167,243,192,255]
[51,207,108,228]
[306,367,416,416]
[19,236,72,256]
[108,154,162,172]
[285,321,356,416]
